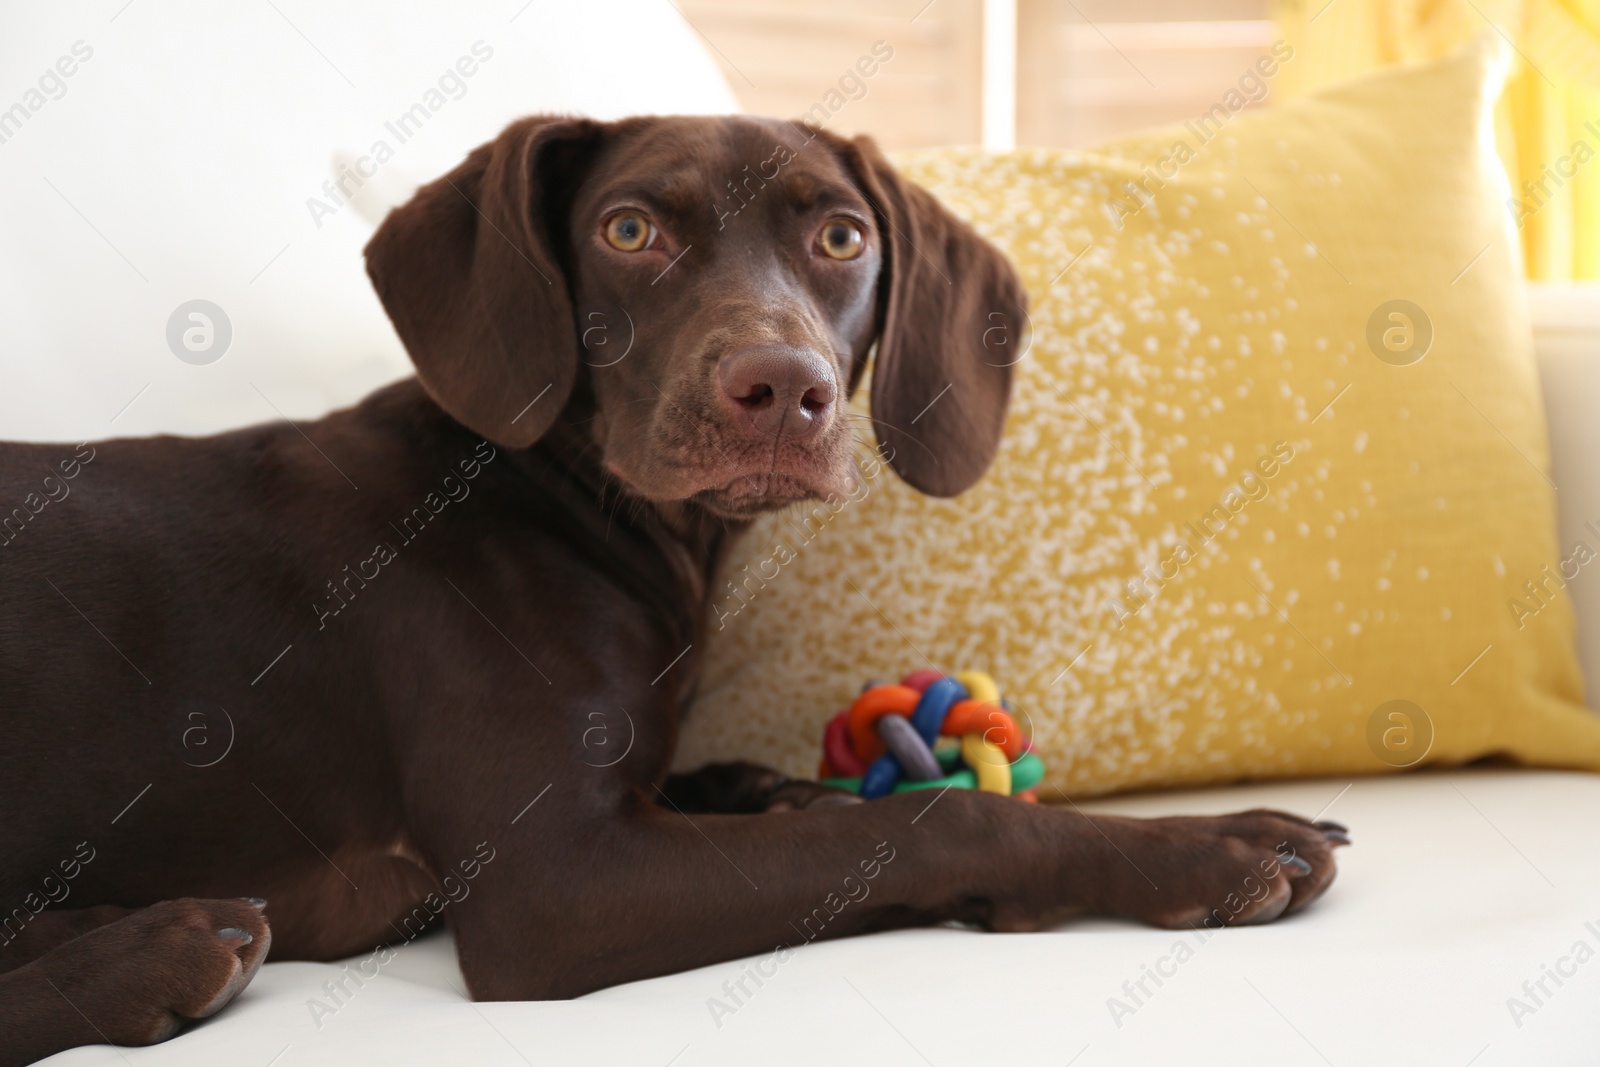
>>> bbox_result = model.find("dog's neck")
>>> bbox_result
[490,389,750,645]
[365,377,750,704]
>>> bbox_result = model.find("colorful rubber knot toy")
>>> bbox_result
[817,669,1044,801]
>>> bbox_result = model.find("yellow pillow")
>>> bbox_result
[677,37,1600,796]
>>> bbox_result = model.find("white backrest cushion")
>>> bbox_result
[1531,283,1600,708]
[0,1,737,442]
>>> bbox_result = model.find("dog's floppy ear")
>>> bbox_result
[365,116,602,448]
[840,135,1027,497]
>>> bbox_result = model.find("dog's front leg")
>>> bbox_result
[429,785,1344,1001]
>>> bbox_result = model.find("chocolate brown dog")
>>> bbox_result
[0,115,1345,1064]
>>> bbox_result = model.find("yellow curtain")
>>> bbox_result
[1271,0,1600,280]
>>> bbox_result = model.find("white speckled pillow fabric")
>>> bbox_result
[675,38,1600,797]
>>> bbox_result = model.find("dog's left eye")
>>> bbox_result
[604,211,655,252]
[817,218,864,261]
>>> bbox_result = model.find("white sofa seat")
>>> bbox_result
[45,769,1600,1065]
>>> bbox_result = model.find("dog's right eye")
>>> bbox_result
[817,218,865,261]
[604,211,654,252]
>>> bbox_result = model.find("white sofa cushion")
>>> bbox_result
[0,1,736,445]
[41,769,1600,1065]
[1532,283,1600,709]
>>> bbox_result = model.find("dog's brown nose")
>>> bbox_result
[717,345,837,440]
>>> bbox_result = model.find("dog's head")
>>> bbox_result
[365,115,1025,518]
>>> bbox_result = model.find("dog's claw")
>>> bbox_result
[1282,855,1313,876]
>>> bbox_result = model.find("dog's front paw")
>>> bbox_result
[762,777,864,812]
[28,897,271,1046]
[660,761,864,813]
[1111,810,1347,929]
